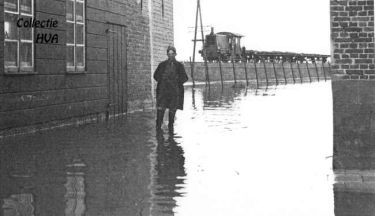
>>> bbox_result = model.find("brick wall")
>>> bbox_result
[331,0,375,172]
[330,0,375,79]
[151,0,174,68]
[0,2,3,74]
[86,0,153,111]
[0,0,173,133]
[150,0,174,99]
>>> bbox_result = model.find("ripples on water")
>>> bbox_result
[1,81,371,216]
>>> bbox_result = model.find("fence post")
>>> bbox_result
[232,58,237,86]
[322,62,327,82]
[297,61,303,83]
[306,61,312,83]
[314,61,320,82]
[201,51,210,87]
[218,56,224,88]
[254,61,259,88]
[262,59,269,86]
[281,61,287,84]
[243,59,249,86]
[189,57,195,88]
[272,61,278,85]
[290,61,296,84]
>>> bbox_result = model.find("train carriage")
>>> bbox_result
[199,28,243,62]
[199,28,330,63]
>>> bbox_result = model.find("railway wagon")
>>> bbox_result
[199,28,243,62]
[199,29,330,63]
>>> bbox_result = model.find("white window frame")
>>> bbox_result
[4,0,34,74]
[66,0,85,73]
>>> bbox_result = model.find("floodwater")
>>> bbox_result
[0,81,364,216]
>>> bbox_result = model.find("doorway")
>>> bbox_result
[106,23,128,118]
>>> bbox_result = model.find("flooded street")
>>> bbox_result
[175,82,334,216]
[1,82,336,215]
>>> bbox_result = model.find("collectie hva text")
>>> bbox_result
[12,18,59,44]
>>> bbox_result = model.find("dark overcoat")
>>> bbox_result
[153,60,188,110]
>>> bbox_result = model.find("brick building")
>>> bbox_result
[0,0,174,134]
[331,1,375,212]
[330,0,375,168]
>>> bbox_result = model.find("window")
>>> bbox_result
[66,0,85,72]
[162,0,164,17]
[136,0,143,11]
[4,0,34,73]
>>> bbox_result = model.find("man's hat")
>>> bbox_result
[167,45,176,54]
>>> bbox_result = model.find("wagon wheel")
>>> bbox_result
[220,54,229,62]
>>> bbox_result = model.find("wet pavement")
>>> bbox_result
[0,81,371,215]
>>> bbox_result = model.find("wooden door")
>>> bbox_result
[106,23,127,118]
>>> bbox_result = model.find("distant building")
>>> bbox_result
[0,0,174,134]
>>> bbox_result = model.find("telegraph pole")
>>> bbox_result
[191,0,210,87]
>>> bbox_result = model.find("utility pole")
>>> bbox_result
[191,0,210,87]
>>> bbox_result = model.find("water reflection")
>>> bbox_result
[65,160,86,216]
[334,172,375,216]
[150,134,186,215]
[191,88,197,110]
[3,194,34,216]
[0,82,335,216]
[198,84,277,109]
[202,84,242,108]
[177,82,334,215]
[0,113,156,216]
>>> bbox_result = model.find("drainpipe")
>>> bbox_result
[149,0,155,106]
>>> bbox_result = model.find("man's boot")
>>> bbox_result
[168,110,176,134]
[156,109,165,132]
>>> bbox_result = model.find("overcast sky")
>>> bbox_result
[173,0,331,61]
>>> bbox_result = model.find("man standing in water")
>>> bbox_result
[154,46,188,134]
